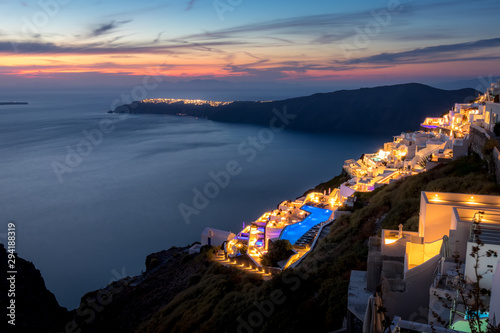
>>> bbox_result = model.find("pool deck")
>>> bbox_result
[279,205,333,245]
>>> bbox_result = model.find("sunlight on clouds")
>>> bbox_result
[0,0,499,84]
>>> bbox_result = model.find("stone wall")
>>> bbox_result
[493,147,500,185]
[469,124,500,183]
[469,124,490,159]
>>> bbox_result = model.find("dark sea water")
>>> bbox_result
[0,89,385,309]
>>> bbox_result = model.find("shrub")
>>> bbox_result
[494,122,500,136]
[261,239,293,267]
[188,274,202,286]
[147,257,160,270]
[483,138,498,155]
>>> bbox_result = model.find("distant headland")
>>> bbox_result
[0,101,28,105]
[109,83,479,136]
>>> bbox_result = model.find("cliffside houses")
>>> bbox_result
[343,80,500,194]
[201,80,500,305]
[475,79,500,132]
[347,192,500,332]
[203,190,349,274]
[343,130,469,193]
[226,192,341,267]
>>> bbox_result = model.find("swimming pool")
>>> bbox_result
[279,205,333,245]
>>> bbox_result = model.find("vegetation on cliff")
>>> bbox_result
[54,154,500,333]
[7,154,499,332]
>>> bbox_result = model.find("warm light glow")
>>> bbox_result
[377,150,391,160]
[143,98,233,107]
[385,239,398,245]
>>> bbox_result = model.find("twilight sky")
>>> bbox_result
[1,0,499,90]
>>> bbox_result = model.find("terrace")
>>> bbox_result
[421,117,445,129]
[429,148,453,163]
[348,192,500,332]
[303,191,342,210]
[341,135,451,194]
[428,214,500,331]
[220,192,339,274]
[420,108,474,139]
[343,159,367,178]
[279,205,333,246]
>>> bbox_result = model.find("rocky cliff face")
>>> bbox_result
[65,245,205,333]
[6,155,500,333]
[0,243,69,333]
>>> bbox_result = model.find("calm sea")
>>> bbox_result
[0,89,385,309]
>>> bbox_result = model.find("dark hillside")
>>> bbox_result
[54,155,500,333]
[112,83,478,136]
[0,244,69,333]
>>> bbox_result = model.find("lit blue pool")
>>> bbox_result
[279,205,332,245]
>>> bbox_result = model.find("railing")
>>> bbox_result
[469,223,500,245]
[290,217,335,269]
[470,123,492,139]
[387,316,456,333]
[432,257,444,288]
[247,253,261,269]
[282,252,300,270]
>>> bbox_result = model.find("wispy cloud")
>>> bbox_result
[2,0,499,83]
[341,38,500,65]
[180,12,376,42]
[153,31,165,44]
[0,40,243,55]
[99,4,170,18]
[90,20,132,37]
[226,61,389,76]
[185,0,200,11]
[176,1,494,46]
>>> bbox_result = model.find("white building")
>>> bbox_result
[483,101,500,132]
[348,191,500,332]
[201,227,235,246]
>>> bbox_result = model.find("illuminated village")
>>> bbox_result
[191,80,500,332]
[141,98,234,107]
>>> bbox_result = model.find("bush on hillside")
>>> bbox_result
[494,122,500,136]
[261,239,293,267]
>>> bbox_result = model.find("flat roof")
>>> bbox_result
[453,207,500,225]
[423,192,500,209]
